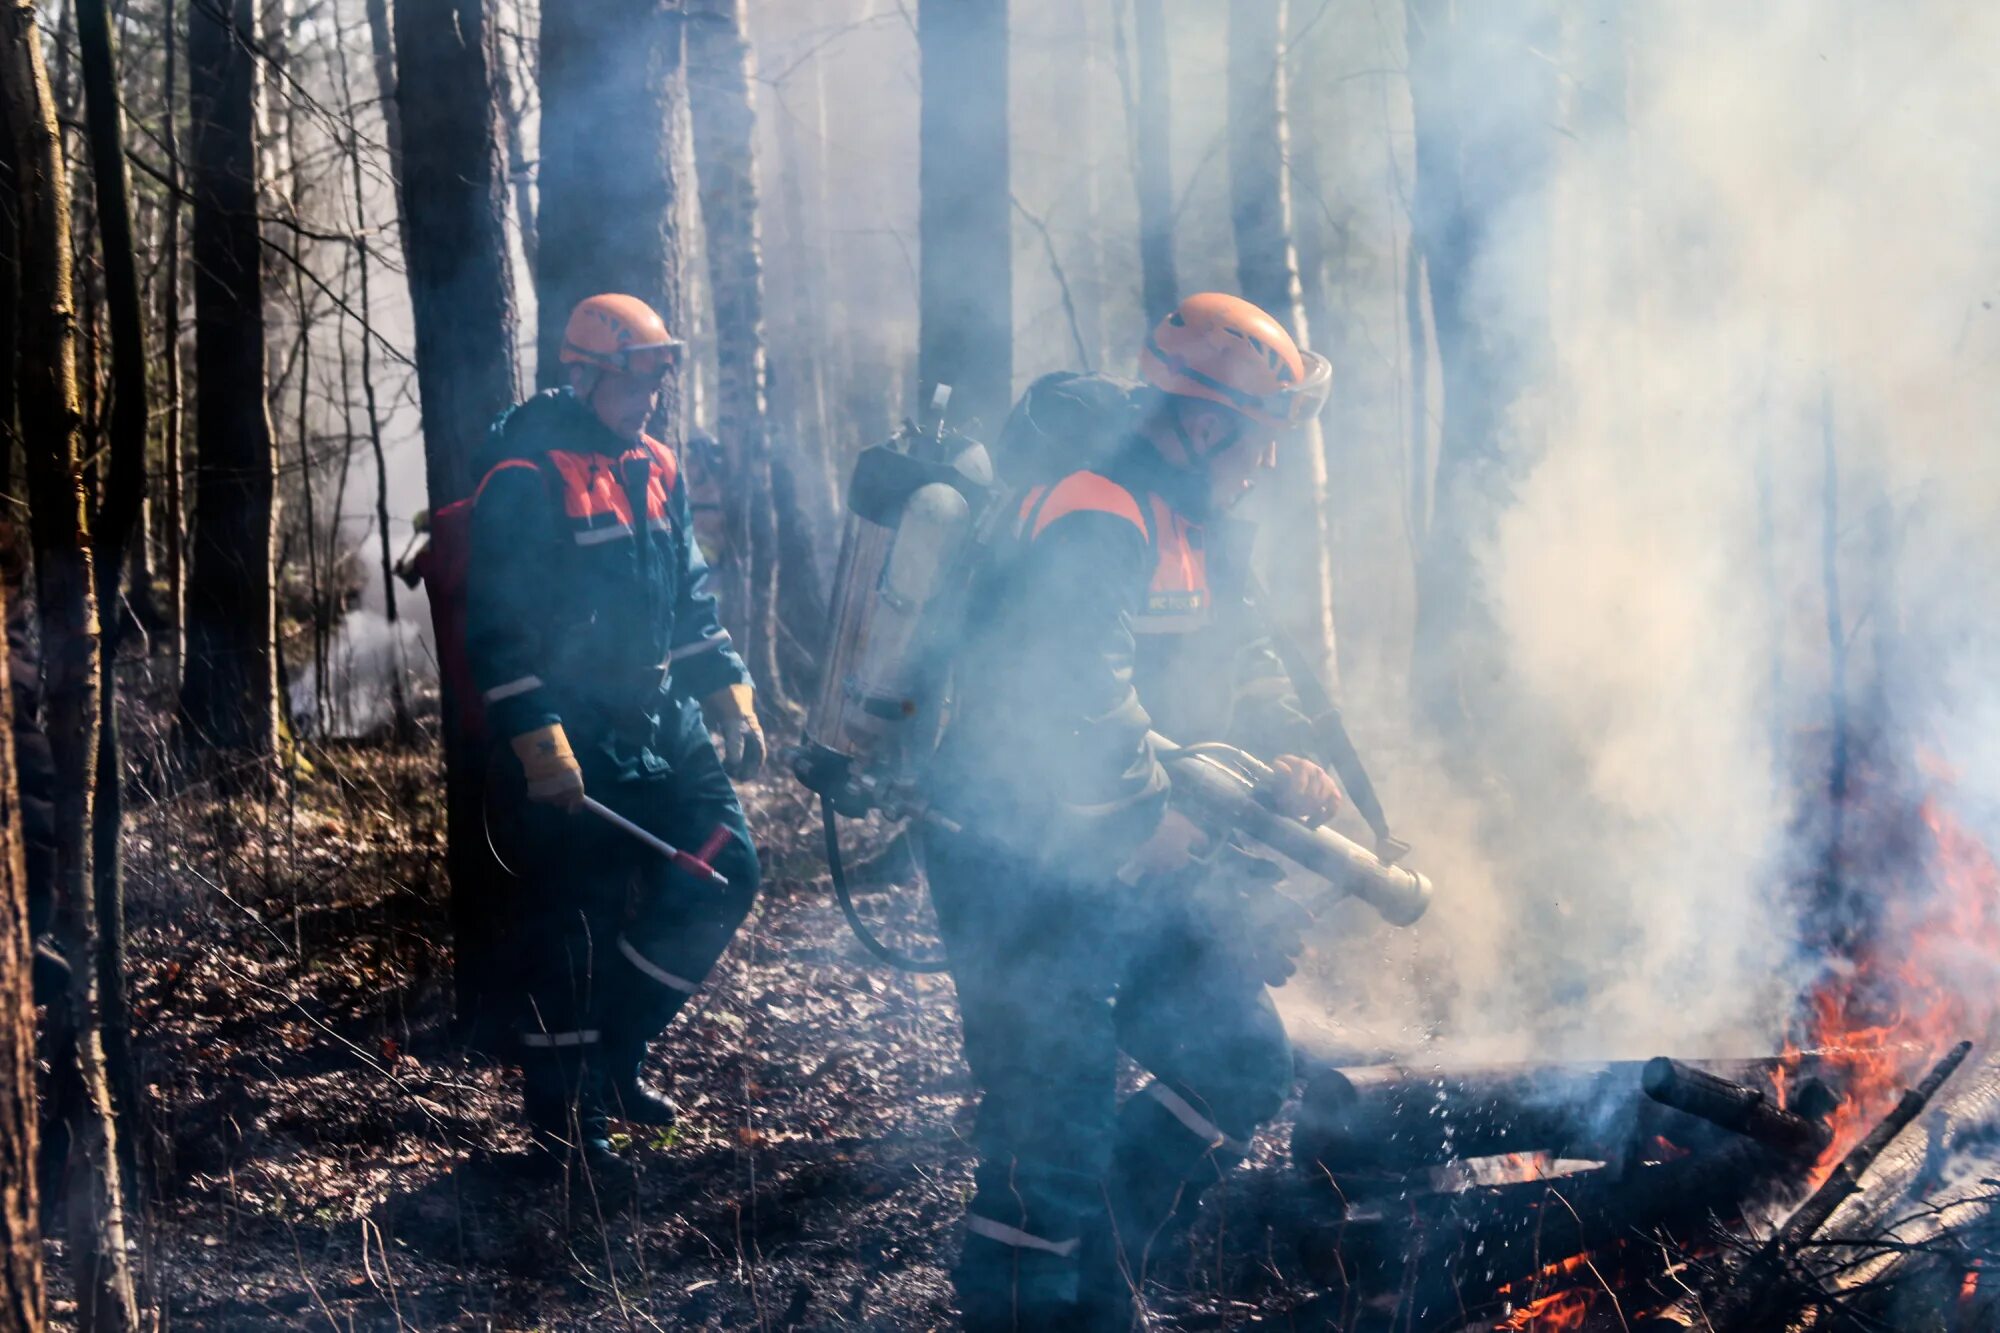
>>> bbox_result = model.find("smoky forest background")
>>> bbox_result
[4,0,2000,1330]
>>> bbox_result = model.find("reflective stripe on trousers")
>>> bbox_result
[1145,1080,1253,1156]
[617,934,701,994]
[964,1213,1081,1259]
[520,1028,601,1049]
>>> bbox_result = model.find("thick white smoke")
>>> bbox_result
[1294,1,2000,1064]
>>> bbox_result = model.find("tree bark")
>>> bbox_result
[394,0,519,510]
[536,0,688,442]
[180,0,279,766]
[1130,0,1177,324]
[686,0,785,705]
[160,0,186,678]
[0,288,42,1333]
[0,6,139,1327]
[362,0,404,188]
[1228,0,1339,687]
[0,573,40,1332]
[0,119,16,509]
[917,0,1011,439]
[330,28,414,743]
[75,0,148,1180]
[488,18,537,285]
[1405,0,1557,745]
[393,0,520,1037]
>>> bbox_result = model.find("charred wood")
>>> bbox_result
[1643,1057,1836,1159]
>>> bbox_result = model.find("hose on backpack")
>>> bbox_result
[822,794,951,974]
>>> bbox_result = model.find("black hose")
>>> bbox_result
[821,794,950,973]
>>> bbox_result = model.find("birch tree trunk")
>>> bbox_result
[180,0,279,768]
[686,0,785,705]
[0,6,139,1327]
[537,0,687,442]
[1229,0,1339,687]
[917,0,1011,438]
[1131,0,1177,323]
[76,0,148,1171]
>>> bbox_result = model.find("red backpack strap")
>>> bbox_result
[472,456,542,503]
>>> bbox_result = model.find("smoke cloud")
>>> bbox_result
[1292,1,2000,1064]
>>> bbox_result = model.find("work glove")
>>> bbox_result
[703,683,766,780]
[1190,844,1315,989]
[1261,754,1342,827]
[511,722,585,811]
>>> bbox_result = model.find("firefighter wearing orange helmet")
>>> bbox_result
[463,294,762,1172]
[927,293,1340,1330]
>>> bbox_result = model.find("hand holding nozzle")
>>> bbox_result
[581,796,732,889]
[1148,732,1432,927]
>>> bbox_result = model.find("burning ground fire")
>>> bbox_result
[1784,770,2000,1182]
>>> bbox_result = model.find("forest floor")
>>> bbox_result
[51,738,1324,1331]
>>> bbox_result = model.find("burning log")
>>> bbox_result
[1291,1057,1794,1182]
[1708,1039,1975,1332]
[1776,1039,1971,1247]
[1282,1139,1789,1329]
[1641,1057,1838,1159]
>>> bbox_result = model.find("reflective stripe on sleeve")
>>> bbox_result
[483,674,544,704]
[574,524,636,546]
[1146,1081,1253,1156]
[964,1213,1081,1258]
[617,935,700,994]
[519,1029,601,1049]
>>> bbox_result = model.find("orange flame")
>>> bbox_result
[1497,1290,1593,1331]
[1793,786,2000,1182]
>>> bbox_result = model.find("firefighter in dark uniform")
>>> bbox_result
[928,293,1341,1330]
[465,294,764,1167]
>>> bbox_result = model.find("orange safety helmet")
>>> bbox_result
[1138,293,1332,430]
[560,293,684,378]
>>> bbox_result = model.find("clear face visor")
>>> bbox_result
[1274,351,1333,428]
[616,341,684,385]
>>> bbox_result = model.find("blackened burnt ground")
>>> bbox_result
[95,741,1308,1330]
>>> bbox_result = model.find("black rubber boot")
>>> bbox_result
[521,1048,617,1171]
[601,1040,678,1128]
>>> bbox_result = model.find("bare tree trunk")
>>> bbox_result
[488,17,537,285]
[331,34,413,743]
[1229,0,1339,686]
[362,0,404,186]
[537,0,687,441]
[75,0,148,1180]
[159,0,186,678]
[0,119,16,510]
[0,8,139,1328]
[917,0,1011,438]
[767,63,836,535]
[394,0,519,509]
[394,0,519,1038]
[180,0,278,767]
[0,571,41,1333]
[1404,0,1557,746]
[1129,0,1177,323]
[686,0,786,705]
[0,275,43,1333]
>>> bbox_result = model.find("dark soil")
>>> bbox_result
[79,740,1315,1331]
